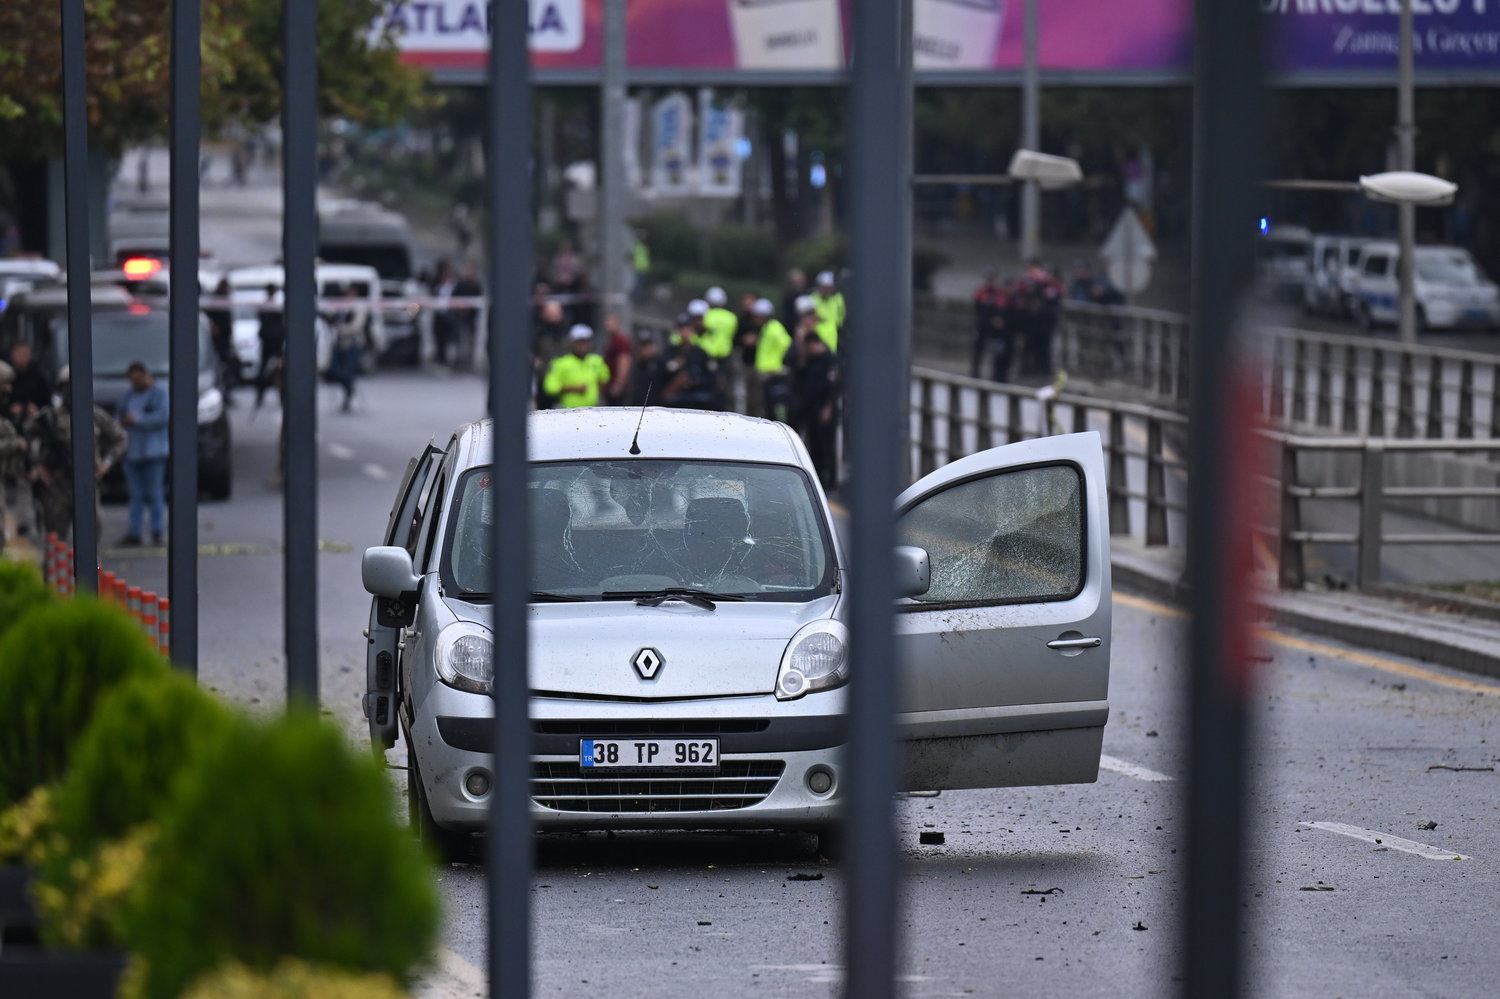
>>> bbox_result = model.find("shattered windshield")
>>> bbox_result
[443,460,835,602]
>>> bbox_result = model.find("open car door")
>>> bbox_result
[895,432,1111,791]
[365,441,444,752]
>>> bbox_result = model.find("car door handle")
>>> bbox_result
[1047,636,1102,651]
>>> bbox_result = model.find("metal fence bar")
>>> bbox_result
[60,0,97,593]
[844,0,911,994]
[281,0,318,704]
[167,0,200,672]
[1182,1,1267,996]
[486,0,535,993]
[1425,358,1444,439]
[1357,443,1384,589]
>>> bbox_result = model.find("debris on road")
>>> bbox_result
[1417,820,1439,831]
[1427,765,1494,772]
[1132,922,1148,931]
[1020,888,1063,896]
[1298,885,1335,892]
[697,920,712,926]
[787,873,825,882]
[919,831,946,845]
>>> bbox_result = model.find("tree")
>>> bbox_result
[0,0,429,157]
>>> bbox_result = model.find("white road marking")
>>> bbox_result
[1099,754,1174,782]
[325,442,355,460]
[751,965,935,985]
[411,947,486,999]
[363,463,391,481]
[1300,821,1471,861]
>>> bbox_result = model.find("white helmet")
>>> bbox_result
[568,324,594,341]
[686,299,709,317]
[815,270,835,287]
[752,298,775,317]
[795,295,816,315]
[705,286,728,307]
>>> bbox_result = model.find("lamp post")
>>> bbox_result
[1395,0,1417,344]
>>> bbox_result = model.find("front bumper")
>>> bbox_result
[1424,300,1500,330]
[406,683,847,831]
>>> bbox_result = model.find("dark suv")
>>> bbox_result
[0,283,232,499]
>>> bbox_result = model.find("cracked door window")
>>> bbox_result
[442,460,835,601]
[898,464,1084,606]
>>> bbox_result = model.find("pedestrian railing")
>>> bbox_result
[913,298,1500,444]
[909,366,1500,590]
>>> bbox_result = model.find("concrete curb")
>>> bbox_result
[1111,552,1500,683]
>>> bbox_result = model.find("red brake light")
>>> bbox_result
[122,257,162,279]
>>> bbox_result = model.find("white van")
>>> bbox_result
[1303,235,1367,318]
[220,263,384,375]
[1350,242,1500,332]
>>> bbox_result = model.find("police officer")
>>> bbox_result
[542,325,611,408]
[747,298,793,423]
[660,318,723,412]
[793,328,840,491]
[701,286,738,363]
[24,367,126,542]
[811,271,846,353]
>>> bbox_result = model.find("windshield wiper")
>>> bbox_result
[601,587,746,610]
[529,591,588,602]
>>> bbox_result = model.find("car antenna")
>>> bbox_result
[628,383,652,455]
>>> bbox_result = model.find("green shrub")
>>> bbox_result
[179,958,413,999]
[634,211,703,278]
[0,560,55,643]
[782,233,846,280]
[704,225,780,281]
[125,711,440,999]
[31,672,242,949]
[670,271,780,308]
[47,671,237,860]
[0,599,166,809]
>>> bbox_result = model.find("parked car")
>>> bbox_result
[319,203,431,366]
[0,259,63,313]
[1350,242,1500,332]
[0,284,232,499]
[362,408,1113,857]
[1303,234,1367,318]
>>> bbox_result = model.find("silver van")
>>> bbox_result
[363,409,1113,857]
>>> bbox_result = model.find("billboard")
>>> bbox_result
[376,0,1500,82]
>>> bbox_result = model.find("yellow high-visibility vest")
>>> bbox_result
[542,352,610,408]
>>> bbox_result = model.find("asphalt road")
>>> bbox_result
[96,151,1500,998]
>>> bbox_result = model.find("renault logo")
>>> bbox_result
[632,647,663,680]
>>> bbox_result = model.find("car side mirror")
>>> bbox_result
[893,545,931,598]
[363,546,419,599]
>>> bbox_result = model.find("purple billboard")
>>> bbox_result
[1265,0,1500,76]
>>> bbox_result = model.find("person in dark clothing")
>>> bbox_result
[7,343,51,426]
[449,263,483,370]
[793,330,840,491]
[659,319,723,412]
[429,258,457,366]
[971,268,1011,382]
[255,284,285,409]
[205,277,240,387]
[781,269,807,329]
[629,328,666,407]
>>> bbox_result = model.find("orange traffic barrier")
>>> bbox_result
[157,598,171,658]
[141,592,159,648]
[100,571,117,602]
[113,577,127,606]
[126,586,142,626]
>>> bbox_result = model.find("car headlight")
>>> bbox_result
[197,387,224,424]
[774,620,848,700]
[435,623,493,694]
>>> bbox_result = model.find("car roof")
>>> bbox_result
[9,283,135,309]
[225,262,380,285]
[0,259,63,278]
[450,408,810,469]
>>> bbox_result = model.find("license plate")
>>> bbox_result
[579,738,719,770]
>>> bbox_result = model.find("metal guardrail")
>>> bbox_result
[910,365,1500,590]
[913,298,1500,443]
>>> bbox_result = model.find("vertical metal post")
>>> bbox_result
[1182,1,1268,996]
[1278,442,1303,589]
[1019,0,1040,262]
[599,0,629,331]
[60,0,96,592]
[487,0,534,994]
[1396,0,1417,345]
[168,0,200,673]
[1357,443,1385,590]
[844,1,911,996]
[281,0,318,705]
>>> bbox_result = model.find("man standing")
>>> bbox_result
[7,343,51,425]
[542,325,611,409]
[255,284,285,409]
[811,271,845,352]
[450,262,484,371]
[793,329,840,491]
[749,299,793,423]
[972,268,1012,382]
[700,286,738,363]
[117,361,170,546]
[781,269,807,329]
[601,313,634,407]
[26,367,126,543]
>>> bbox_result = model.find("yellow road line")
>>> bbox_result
[1113,590,1500,697]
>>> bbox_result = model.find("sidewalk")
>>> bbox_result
[1111,536,1500,681]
